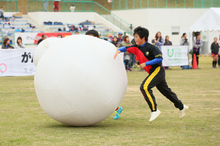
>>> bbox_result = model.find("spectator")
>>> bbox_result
[74,31,79,35]
[180,33,191,69]
[57,34,63,38]
[111,36,118,47]
[151,31,164,51]
[129,24,133,31]
[43,0,49,12]
[180,33,189,46]
[85,30,99,38]
[37,34,46,45]
[70,3,75,12]
[211,37,219,68]
[15,37,25,49]
[1,38,14,49]
[123,32,127,39]
[54,0,60,12]
[218,36,220,68]
[122,36,132,47]
[0,7,4,20]
[15,28,21,32]
[117,32,123,44]
[163,35,172,70]
[107,35,113,42]
[164,35,172,45]
[122,36,133,71]
[192,32,203,67]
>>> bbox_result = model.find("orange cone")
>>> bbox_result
[192,54,198,69]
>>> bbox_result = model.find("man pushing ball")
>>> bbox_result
[114,26,189,122]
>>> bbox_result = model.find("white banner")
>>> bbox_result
[0,49,36,77]
[15,33,38,44]
[162,46,189,66]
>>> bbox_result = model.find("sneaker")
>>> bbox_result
[149,109,161,123]
[212,66,217,68]
[113,106,123,120]
[180,105,189,119]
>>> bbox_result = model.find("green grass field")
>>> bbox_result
[0,57,220,145]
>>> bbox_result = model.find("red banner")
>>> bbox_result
[34,32,72,44]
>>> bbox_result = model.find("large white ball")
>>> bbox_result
[34,35,127,126]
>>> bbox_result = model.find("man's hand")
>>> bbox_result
[114,51,121,59]
[140,63,146,69]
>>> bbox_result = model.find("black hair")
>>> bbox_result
[155,31,162,42]
[195,32,200,37]
[85,30,99,38]
[182,33,186,38]
[17,36,22,44]
[42,34,45,38]
[133,26,149,42]
[57,34,63,38]
[165,35,169,42]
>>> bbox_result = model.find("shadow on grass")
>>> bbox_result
[41,117,176,130]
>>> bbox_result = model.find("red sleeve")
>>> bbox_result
[126,45,138,54]
[126,45,152,73]
[144,66,151,73]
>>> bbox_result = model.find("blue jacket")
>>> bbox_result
[151,38,164,51]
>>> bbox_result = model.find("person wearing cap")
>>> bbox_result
[118,32,123,45]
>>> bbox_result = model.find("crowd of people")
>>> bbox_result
[1,28,220,68]
[109,31,219,69]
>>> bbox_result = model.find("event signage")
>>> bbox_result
[161,46,189,66]
[0,48,35,77]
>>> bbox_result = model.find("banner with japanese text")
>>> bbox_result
[161,46,189,66]
[0,48,35,77]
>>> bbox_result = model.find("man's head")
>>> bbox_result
[133,26,149,46]
[195,32,201,40]
[85,30,99,38]
[214,37,218,43]
[42,34,46,40]
[57,34,63,38]
[74,31,79,35]
[118,32,122,39]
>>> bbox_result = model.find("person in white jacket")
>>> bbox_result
[15,37,25,49]
[70,4,75,12]
[192,32,203,67]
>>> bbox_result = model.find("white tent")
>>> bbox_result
[190,8,220,32]
[189,8,220,54]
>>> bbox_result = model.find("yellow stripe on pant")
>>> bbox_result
[143,66,161,111]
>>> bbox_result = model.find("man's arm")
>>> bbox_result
[140,58,163,69]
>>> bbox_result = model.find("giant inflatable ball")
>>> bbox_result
[34,35,127,126]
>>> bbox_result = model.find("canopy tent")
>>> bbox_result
[190,8,220,32]
[189,8,220,54]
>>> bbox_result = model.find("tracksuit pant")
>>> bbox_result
[140,66,184,112]
[192,52,200,66]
